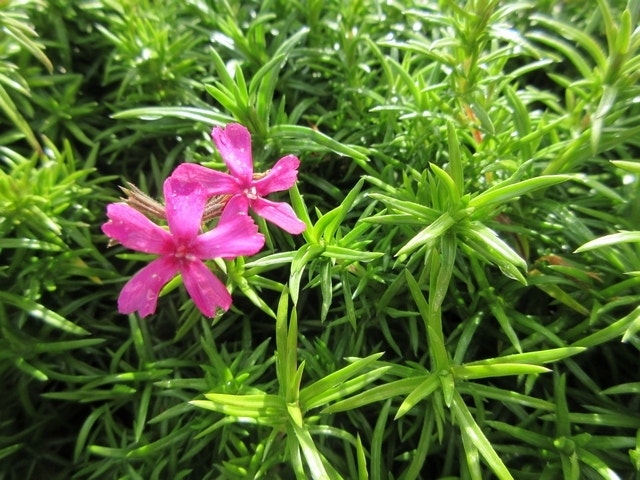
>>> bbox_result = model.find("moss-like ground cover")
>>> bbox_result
[1,1,640,478]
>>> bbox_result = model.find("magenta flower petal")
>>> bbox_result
[163,177,207,242]
[220,195,251,218]
[171,163,241,196]
[195,207,265,259]
[254,155,300,195]
[102,203,173,254]
[212,124,254,183]
[181,259,232,316]
[118,256,179,317]
[251,197,306,234]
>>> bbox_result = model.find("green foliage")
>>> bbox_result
[1,0,640,478]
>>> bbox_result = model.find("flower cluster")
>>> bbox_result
[102,123,305,317]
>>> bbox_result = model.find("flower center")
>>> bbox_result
[174,244,196,262]
[244,186,258,200]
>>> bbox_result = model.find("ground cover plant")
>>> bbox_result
[1,0,640,478]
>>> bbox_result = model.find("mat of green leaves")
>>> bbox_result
[1,1,639,479]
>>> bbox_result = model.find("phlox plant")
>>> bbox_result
[2,1,640,479]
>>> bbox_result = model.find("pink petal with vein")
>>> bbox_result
[212,124,254,183]
[251,197,306,234]
[118,257,179,317]
[163,177,207,241]
[220,195,250,219]
[195,204,265,259]
[181,259,232,316]
[102,203,173,254]
[171,163,240,196]
[254,155,300,195]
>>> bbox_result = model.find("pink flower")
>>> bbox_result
[171,123,306,234]
[102,177,265,317]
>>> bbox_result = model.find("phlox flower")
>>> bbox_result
[102,177,265,317]
[171,123,306,234]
